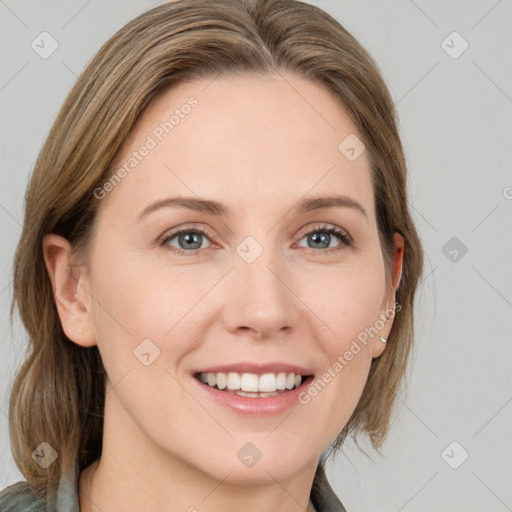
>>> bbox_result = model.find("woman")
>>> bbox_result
[0,0,423,510]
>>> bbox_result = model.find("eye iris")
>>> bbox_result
[179,232,202,250]
[309,232,330,249]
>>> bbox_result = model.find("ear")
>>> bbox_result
[372,232,404,358]
[42,233,96,347]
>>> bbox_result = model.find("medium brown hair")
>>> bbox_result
[5,0,423,500]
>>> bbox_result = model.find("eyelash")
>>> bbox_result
[159,223,352,257]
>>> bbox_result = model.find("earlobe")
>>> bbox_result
[42,234,96,347]
[371,335,388,359]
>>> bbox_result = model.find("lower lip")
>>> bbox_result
[192,375,315,416]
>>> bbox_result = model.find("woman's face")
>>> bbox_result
[71,73,400,484]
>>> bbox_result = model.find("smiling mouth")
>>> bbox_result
[193,371,314,398]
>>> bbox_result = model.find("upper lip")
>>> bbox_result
[192,362,314,376]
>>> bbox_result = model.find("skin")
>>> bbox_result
[44,72,403,512]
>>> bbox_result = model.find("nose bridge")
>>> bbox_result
[223,233,298,337]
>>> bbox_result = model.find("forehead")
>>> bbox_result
[99,72,374,222]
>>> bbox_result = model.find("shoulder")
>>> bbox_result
[0,481,47,512]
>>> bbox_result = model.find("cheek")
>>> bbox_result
[87,248,222,369]
[291,258,384,423]
[299,258,385,346]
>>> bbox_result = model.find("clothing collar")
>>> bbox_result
[310,462,347,512]
[46,465,79,512]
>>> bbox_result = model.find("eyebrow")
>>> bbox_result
[137,194,368,221]
[296,195,368,220]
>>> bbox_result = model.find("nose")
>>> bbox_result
[221,242,300,340]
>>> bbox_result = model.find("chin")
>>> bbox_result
[196,442,314,486]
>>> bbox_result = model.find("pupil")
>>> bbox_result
[310,232,329,249]
[181,232,201,249]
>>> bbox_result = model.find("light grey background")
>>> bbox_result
[1,1,511,511]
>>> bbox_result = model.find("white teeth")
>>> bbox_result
[196,371,305,393]
[240,373,259,392]
[276,372,287,390]
[216,372,227,390]
[227,372,241,390]
[236,390,280,398]
[258,373,276,392]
